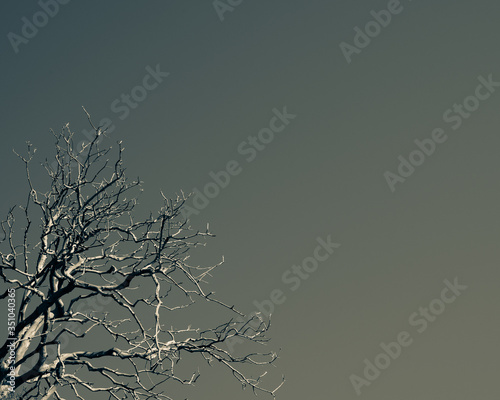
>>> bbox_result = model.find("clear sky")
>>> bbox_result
[1,0,500,399]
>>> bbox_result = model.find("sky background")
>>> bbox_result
[1,0,500,398]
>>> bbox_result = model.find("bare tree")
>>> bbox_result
[0,113,283,399]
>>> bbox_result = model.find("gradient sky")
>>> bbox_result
[1,1,500,399]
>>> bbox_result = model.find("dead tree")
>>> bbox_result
[0,113,283,399]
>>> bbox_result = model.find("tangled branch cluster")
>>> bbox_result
[0,115,282,399]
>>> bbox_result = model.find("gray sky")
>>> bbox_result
[1,0,500,398]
